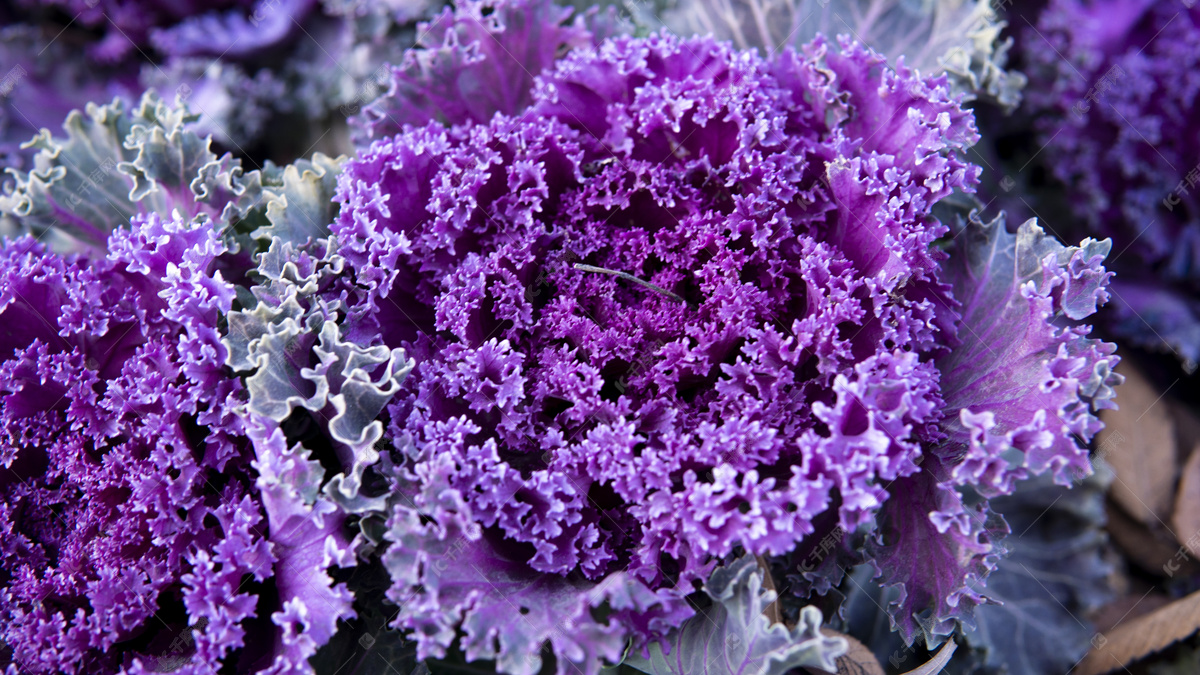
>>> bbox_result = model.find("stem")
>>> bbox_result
[572,263,688,304]
[756,555,784,626]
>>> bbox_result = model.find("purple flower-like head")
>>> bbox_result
[332,25,1119,667]
[0,215,276,675]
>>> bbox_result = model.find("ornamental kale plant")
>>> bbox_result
[0,0,1128,672]
[1018,0,1200,367]
[1,0,432,163]
[0,91,375,675]
[14,0,260,62]
[226,3,1120,669]
[0,215,273,675]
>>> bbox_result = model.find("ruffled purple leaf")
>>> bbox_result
[379,444,693,675]
[866,458,1007,646]
[242,415,358,675]
[866,211,1120,645]
[354,0,617,139]
[937,211,1119,492]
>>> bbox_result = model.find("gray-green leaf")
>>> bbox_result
[625,556,847,675]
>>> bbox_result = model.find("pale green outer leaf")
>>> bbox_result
[120,93,212,203]
[1,90,270,249]
[662,0,1026,109]
[625,556,847,675]
[311,319,415,448]
[254,153,347,245]
[2,97,139,242]
[225,237,414,453]
[227,236,415,560]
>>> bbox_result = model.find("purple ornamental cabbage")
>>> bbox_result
[0,216,274,675]
[13,0,284,62]
[4,0,430,158]
[0,26,139,173]
[1020,0,1200,367]
[326,25,1119,671]
[0,93,366,675]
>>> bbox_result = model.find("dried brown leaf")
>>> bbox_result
[1076,590,1200,675]
[1106,500,1198,577]
[804,630,885,675]
[1090,591,1173,635]
[1099,360,1177,526]
[1172,444,1200,557]
[803,633,954,675]
[1169,400,1200,461]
